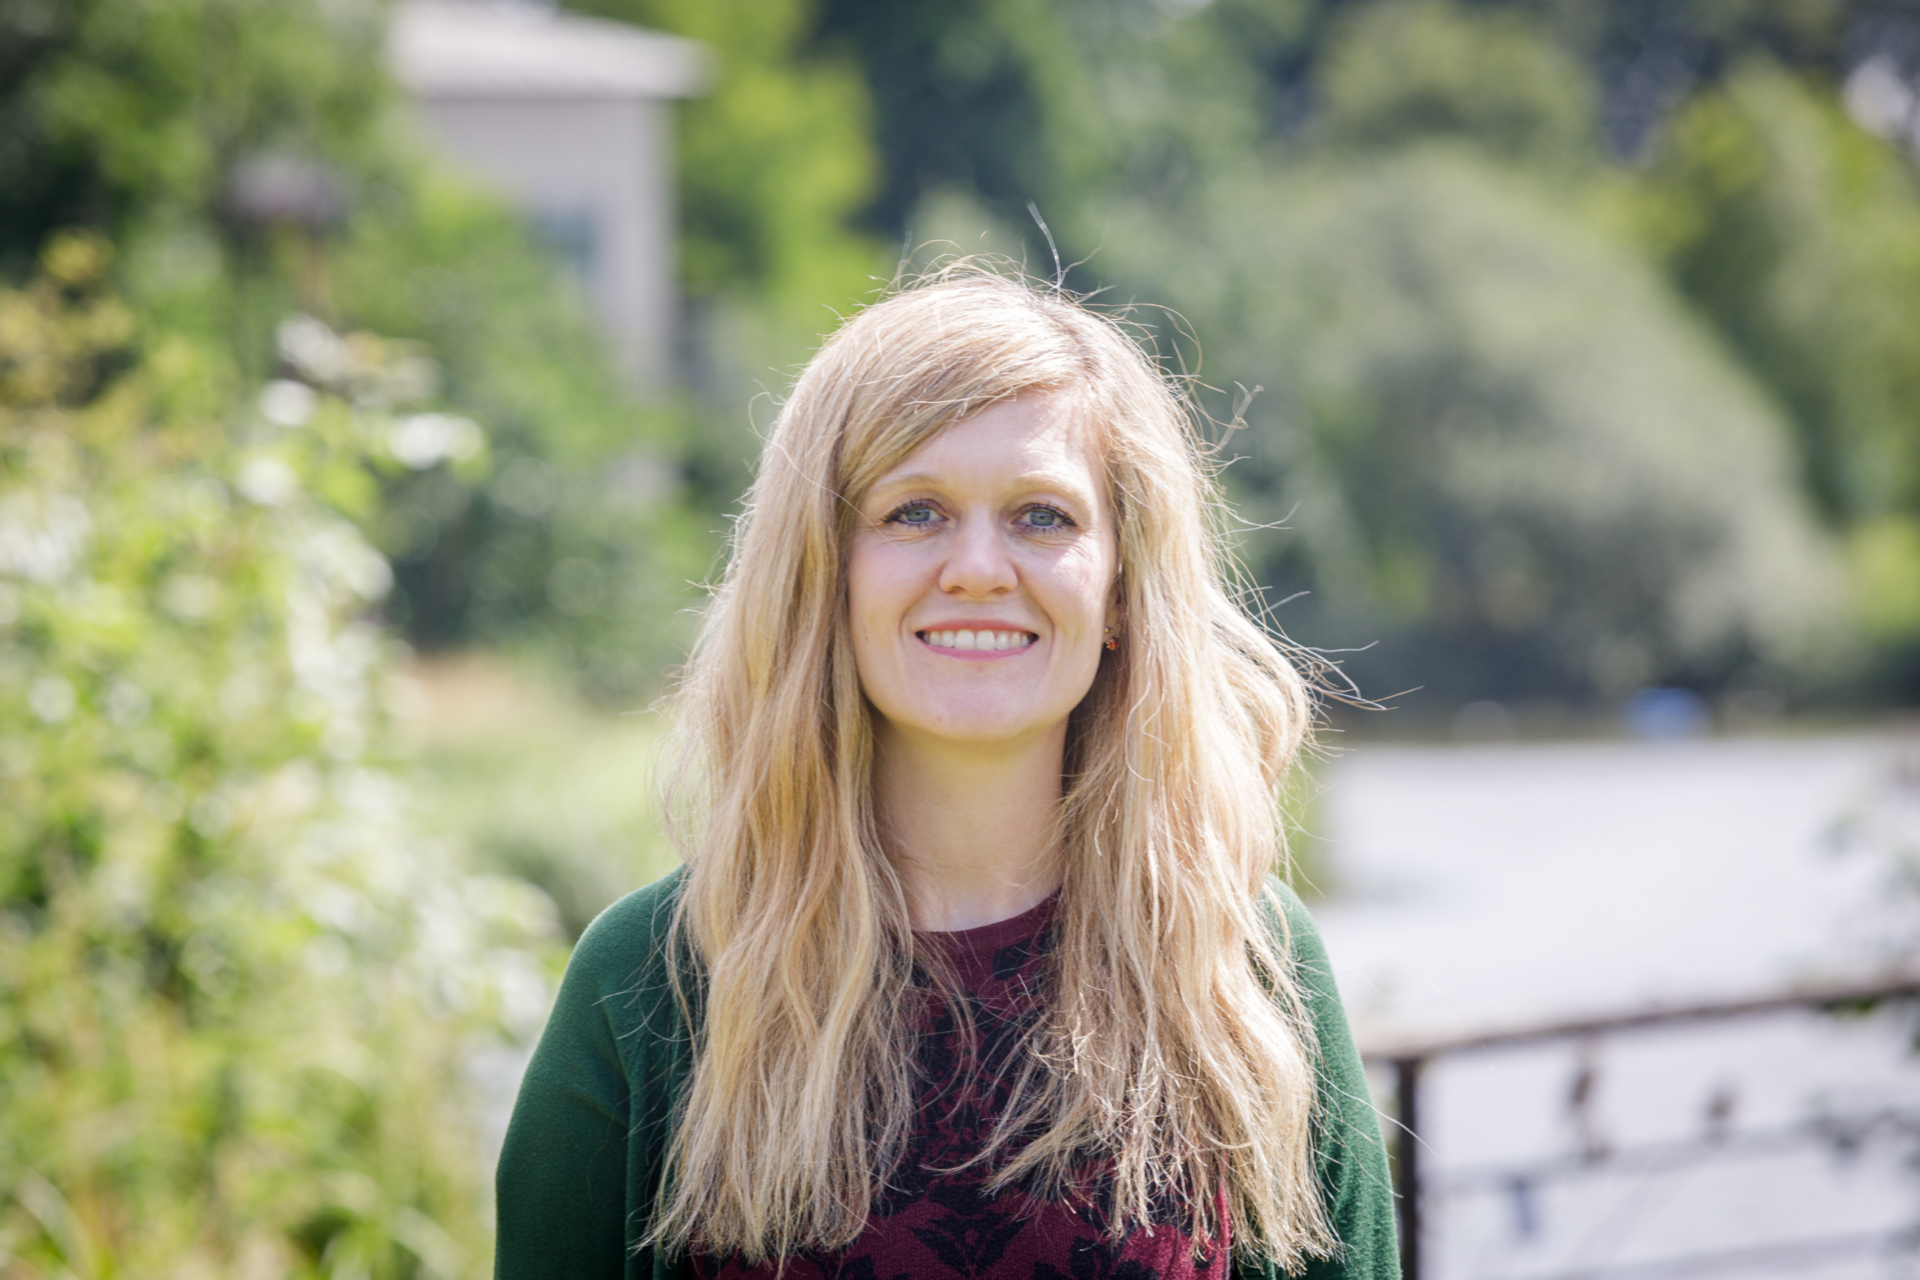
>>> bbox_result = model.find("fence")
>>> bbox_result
[1365,976,1920,1280]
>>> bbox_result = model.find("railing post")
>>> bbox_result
[1361,975,1920,1280]
[1393,1055,1423,1280]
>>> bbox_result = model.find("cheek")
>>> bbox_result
[1049,544,1118,627]
[845,548,880,647]
[845,539,913,647]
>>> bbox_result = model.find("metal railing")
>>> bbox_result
[1363,975,1920,1280]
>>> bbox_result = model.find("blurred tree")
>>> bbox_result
[0,0,742,703]
[11,0,1916,715]
[1636,65,1920,521]
[1514,0,1867,156]
[0,234,552,1275]
[1139,150,1847,701]
[809,0,1882,243]
[0,0,391,284]
[820,0,1911,706]
[1314,1,1598,167]
[565,0,880,315]
[814,0,1286,277]
[810,0,1059,242]
[327,173,715,701]
[1626,62,1920,672]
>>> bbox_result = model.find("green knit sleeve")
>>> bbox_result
[1241,880,1403,1280]
[495,872,689,1280]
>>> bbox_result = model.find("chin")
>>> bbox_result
[911,702,1059,747]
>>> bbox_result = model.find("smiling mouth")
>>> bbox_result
[916,628,1037,652]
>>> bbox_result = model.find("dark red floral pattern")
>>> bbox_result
[691,898,1225,1280]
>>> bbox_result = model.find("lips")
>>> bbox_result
[915,627,1037,652]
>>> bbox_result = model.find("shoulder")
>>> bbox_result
[1258,874,1313,934]
[1253,876,1360,1090]
[569,866,688,984]
[496,871,690,1272]
[1254,881,1403,1279]
[554,867,691,1049]
[1257,875,1336,999]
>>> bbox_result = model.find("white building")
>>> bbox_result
[388,0,707,391]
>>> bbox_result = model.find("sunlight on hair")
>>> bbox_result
[651,262,1337,1270]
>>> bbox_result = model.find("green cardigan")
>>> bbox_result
[494,871,1401,1279]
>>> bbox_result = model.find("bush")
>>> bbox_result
[0,235,554,1277]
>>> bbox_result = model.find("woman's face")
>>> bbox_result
[847,391,1121,752]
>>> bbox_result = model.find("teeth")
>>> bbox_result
[921,630,1033,650]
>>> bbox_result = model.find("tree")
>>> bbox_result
[1628,62,1920,671]
[1144,150,1847,700]
[1,0,732,703]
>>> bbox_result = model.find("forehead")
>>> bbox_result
[872,391,1107,495]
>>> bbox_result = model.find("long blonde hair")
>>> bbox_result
[653,267,1335,1269]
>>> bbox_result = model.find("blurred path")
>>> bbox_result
[1312,733,1913,1044]
[1310,732,1920,1279]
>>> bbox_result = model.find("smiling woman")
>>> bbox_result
[493,268,1400,1280]
[850,392,1119,930]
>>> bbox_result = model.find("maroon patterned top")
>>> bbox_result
[690,896,1227,1280]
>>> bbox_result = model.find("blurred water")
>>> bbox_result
[1314,732,1920,1279]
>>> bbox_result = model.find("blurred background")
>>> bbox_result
[6,0,1920,1274]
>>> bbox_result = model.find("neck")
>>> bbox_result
[872,720,1067,932]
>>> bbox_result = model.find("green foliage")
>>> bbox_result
[1315,2,1598,167]
[4,0,732,705]
[814,0,1069,242]
[0,0,391,269]
[325,171,717,701]
[1601,59,1920,674]
[1632,63,1920,528]
[333,175,630,471]
[819,0,1281,270]
[1134,151,1848,699]
[402,660,681,941]
[0,236,554,1275]
[830,0,1920,703]
[567,0,881,314]
[1516,0,1857,90]
[1848,515,1920,645]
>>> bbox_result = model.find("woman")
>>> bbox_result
[495,270,1398,1279]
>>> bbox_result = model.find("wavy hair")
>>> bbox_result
[652,266,1335,1270]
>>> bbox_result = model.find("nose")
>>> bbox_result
[938,513,1017,597]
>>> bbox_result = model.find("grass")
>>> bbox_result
[398,655,681,940]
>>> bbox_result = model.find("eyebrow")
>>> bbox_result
[869,469,1097,500]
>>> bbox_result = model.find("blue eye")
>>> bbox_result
[887,502,936,525]
[1022,506,1072,529]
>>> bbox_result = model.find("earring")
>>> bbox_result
[1103,627,1119,651]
